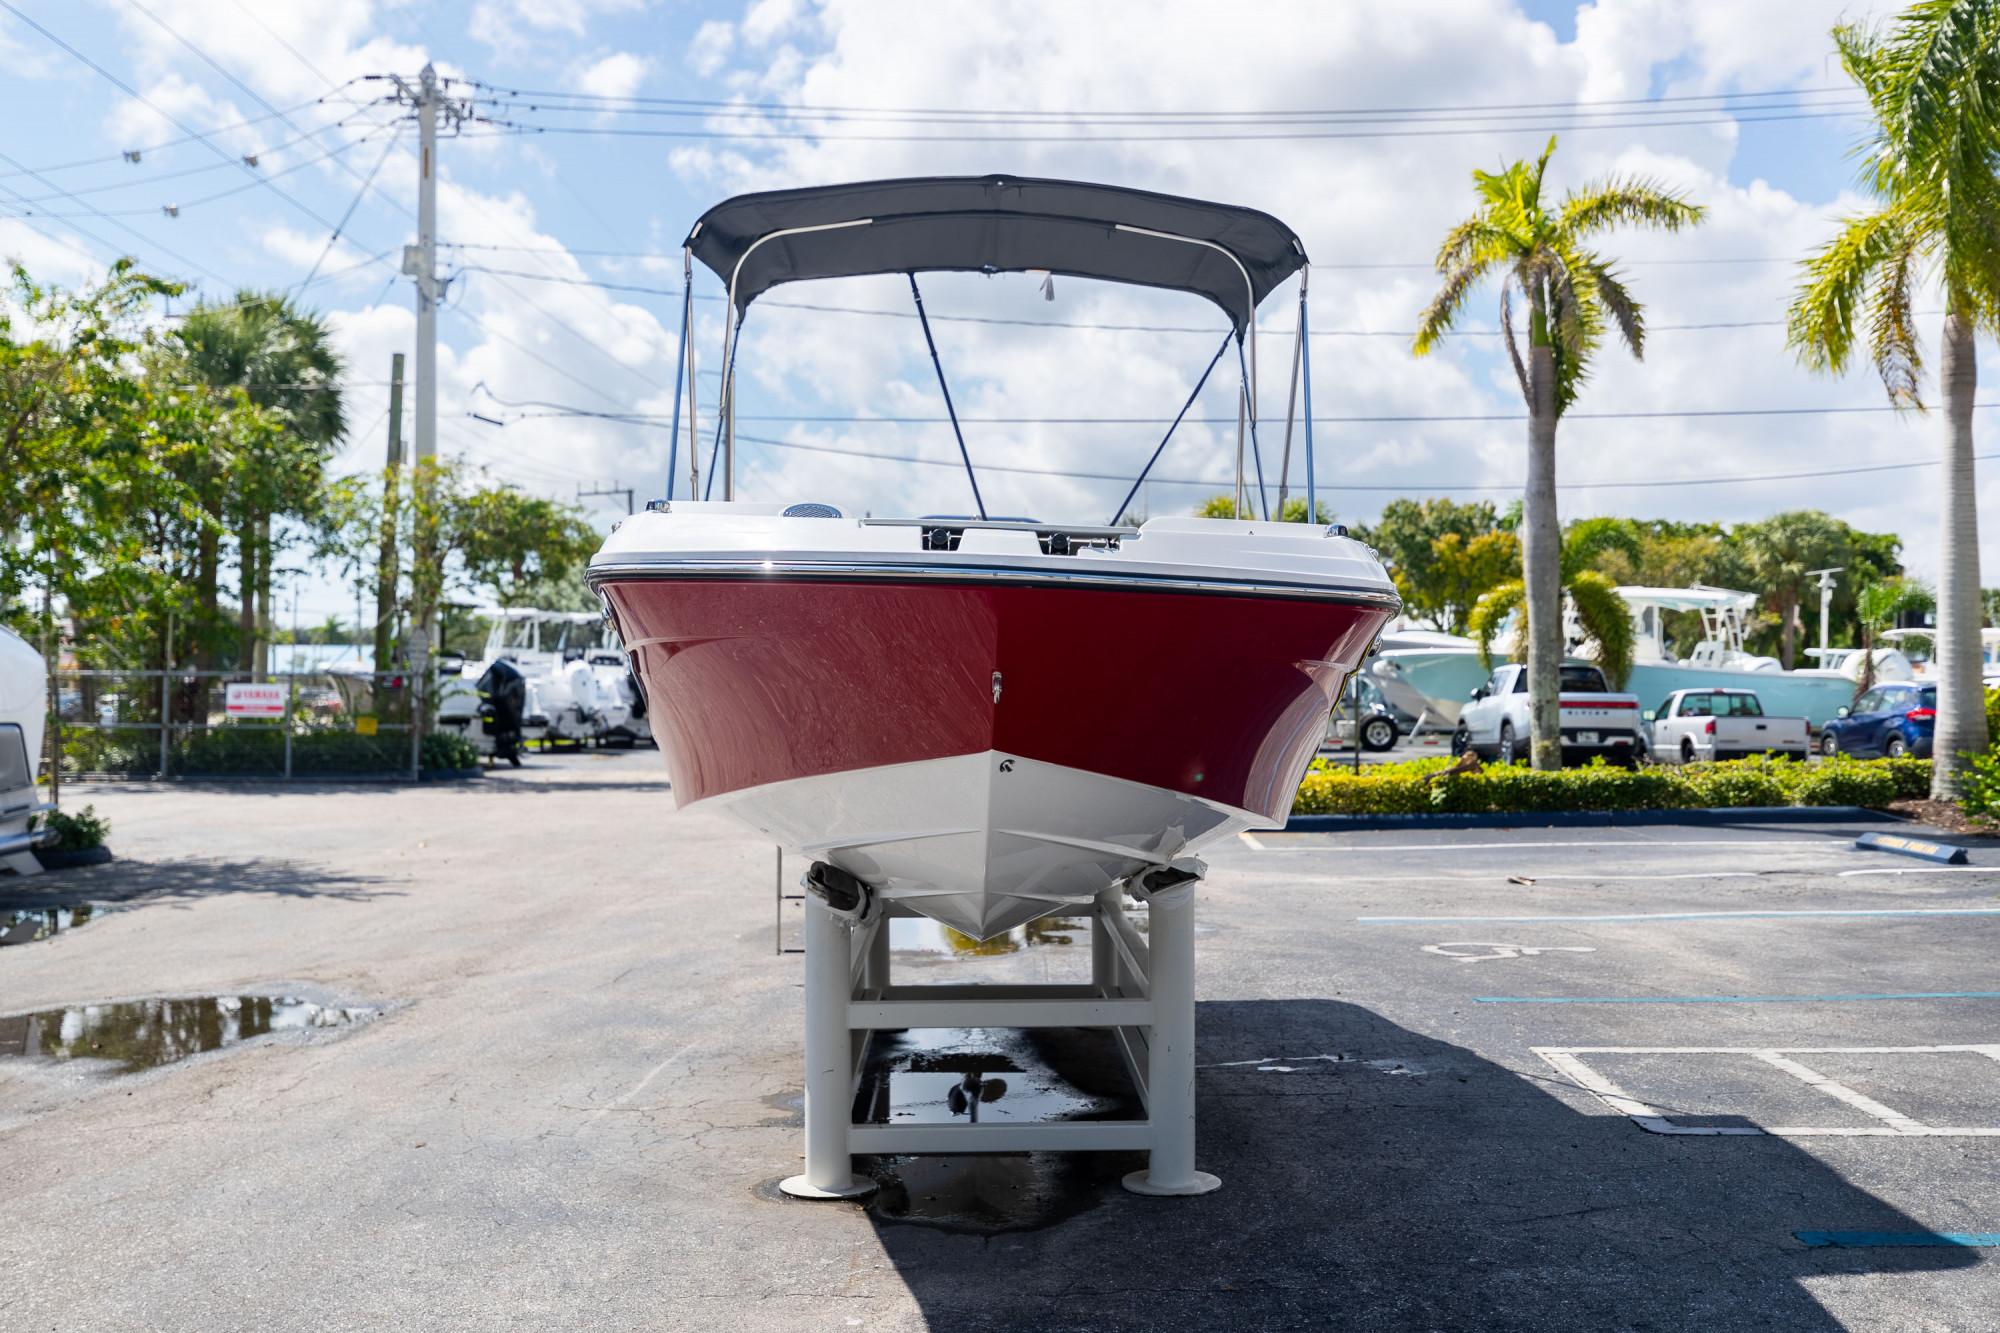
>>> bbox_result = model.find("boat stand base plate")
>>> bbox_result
[779,1173,879,1200]
[1121,1169,1221,1197]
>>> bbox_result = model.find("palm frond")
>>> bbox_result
[1414,255,1499,357]
[1566,571,1634,689]
[1559,179,1706,239]
[1786,206,1905,375]
[1866,225,1925,406]
[1466,579,1525,669]
[1498,280,1530,402]
[1589,260,1645,358]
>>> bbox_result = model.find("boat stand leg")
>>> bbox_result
[1123,868,1220,1197]
[780,887,877,1200]
[1091,886,1118,995]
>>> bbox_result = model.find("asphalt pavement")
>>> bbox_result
[1,750,1995,1331]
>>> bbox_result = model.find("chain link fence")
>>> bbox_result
[56,669,421,780]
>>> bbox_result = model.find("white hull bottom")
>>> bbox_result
[711,752,1259,939]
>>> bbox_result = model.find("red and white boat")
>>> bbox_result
[591,176,1398,938]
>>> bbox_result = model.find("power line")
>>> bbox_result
[486,401,1977,426]
[0,146,229,285]
[0,89,351,179]
[458,79,1860,118]
[466,409,1997,495]
[463,106,1863,145]
[3,111,381,204]
[442,262,1838,338]
[6,122,396,219]
[0,1,352,233]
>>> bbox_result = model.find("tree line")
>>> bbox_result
[0,264,600,694]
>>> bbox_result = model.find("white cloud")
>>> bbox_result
[687,20,735,77]
[572,51,650,101]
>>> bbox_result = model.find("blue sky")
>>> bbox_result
[1,0,1989,623]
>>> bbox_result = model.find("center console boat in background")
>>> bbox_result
[590,175,1398,939]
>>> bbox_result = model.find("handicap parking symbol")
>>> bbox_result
[1422,941,1598,965]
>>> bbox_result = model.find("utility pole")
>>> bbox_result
[578,481,635,516]
[1809,567,1842,655]
[390,65,468,741]
[374,352,405,673]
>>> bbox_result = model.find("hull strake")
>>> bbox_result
[599,576,1391,821]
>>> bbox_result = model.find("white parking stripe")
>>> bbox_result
[1535,1045,2000,1138]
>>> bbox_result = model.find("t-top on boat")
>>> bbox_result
[590,175,1399,939]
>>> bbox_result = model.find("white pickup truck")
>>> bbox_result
[1454,662,1645,767]
[1643,688,1809,764]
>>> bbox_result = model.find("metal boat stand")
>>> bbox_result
[778,858,1221,1201]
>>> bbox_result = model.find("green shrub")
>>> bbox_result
[1963,750,2000,821]
[1293,753,1921,817]
[421,731,480,771]
[1987,688,2000,745]
[30,804,109,851]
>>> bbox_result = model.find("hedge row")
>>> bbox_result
[1293,754,1933,817]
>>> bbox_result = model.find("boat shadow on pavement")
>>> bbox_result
[0,856,396,913]
[862,998,1973,1332]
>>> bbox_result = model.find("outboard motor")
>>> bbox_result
[476,658,528,767]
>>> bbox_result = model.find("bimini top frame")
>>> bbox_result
[663,174,1319,524]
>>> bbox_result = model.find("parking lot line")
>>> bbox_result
[1479,991,2000,1005]
[1360,908,2000,923]
[1537,1045,2000,1138]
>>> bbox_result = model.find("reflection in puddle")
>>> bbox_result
[890,911,1144,957]
[0,995,377,1073]
[0,904,96,947]
[851,1026,1144,1232]
[859,1152,1141,1234]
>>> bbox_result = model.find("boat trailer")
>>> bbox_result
[779,858,1221,1200]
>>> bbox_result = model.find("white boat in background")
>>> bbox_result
[1879,627,2000,688]
[1362,624,1486,728]
[0,625,54,875]
[1608,586,1894,727]
[436,608,651,752]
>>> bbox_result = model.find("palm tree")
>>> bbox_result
[1786,2,1997,800]
[1415,138,1703,769]
[1466,529,1638,693]
[171,292,345,673]
[1735,511,1853,670]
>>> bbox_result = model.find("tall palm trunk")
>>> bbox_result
[254,517,272,676]
[1778,592,1798,670]
[1523,337,1563,770]
[1934,301,1990,799]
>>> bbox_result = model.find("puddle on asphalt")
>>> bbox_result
[0,995,378,1073]
[0,904,98,947]
[890,911,1146,957]
[843,1025,1145,1232]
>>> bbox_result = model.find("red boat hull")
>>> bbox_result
[602,578,1390,824]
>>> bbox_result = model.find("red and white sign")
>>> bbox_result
[224,682,286,718]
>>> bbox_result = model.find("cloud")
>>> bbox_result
[687,20,735,77]
[572,51,650,102]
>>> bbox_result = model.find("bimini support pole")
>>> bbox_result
[1277,275,1305,519]
[1300,264,1317,524]
[702,314,743,501]
[1237,338,1269,521]
[1108,330,1232,526]
[908,273,987,520]
[1122,860,1221,1197]
[664,247,692,501]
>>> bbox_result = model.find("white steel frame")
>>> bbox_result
[778,871,1221,1199]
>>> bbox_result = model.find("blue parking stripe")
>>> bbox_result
[1475,991,2000,1005]
[1797,1231,2000,1248]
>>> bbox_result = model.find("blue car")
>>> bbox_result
[1818,681,1936,758]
